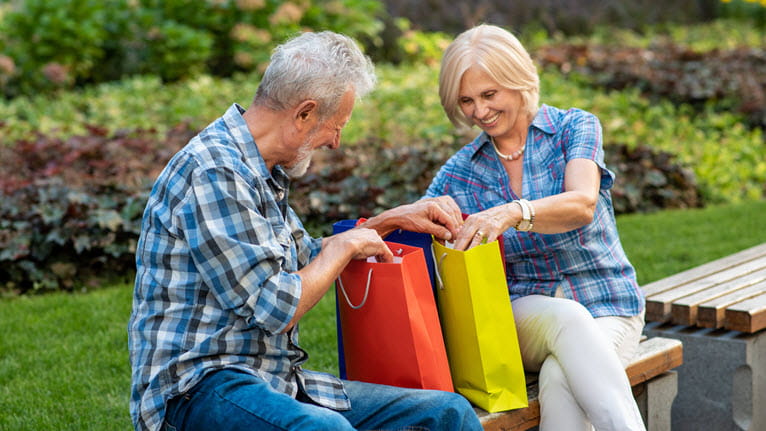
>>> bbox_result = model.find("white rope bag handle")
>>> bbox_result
[337,268,373,309]
[336,248,405,309]
[431,243,448,290]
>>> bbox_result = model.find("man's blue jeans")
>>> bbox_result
[163,369,482,431]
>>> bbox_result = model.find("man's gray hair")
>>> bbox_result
[254,31,377,119]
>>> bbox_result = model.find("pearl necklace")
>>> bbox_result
[491,137,525,161]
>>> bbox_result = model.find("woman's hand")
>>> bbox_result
[453,203,518,250]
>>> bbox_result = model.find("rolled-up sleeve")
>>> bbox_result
[564,109,614,190]
[180,166,300,335]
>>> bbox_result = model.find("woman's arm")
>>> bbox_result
[453,158,601,250]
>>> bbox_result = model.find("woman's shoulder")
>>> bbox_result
[537,104,600,129]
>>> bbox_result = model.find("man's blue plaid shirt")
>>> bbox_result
[128,104,349,431]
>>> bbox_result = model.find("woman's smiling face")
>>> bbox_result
[458,66,525,140]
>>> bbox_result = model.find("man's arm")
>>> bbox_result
[358,196,463,241]
[284,195,463,332]
[284,228,392,332]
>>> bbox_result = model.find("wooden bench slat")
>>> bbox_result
[724,292,766,333]
[477,388,539,431]
[645,256,766,322]
[625,337,683,386]
[696,280,766,328]
[641,243,766,298]
[670,267,766,326]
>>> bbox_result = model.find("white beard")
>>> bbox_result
[285,141,314,178]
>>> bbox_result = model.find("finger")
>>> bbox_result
[468,229,486,249]
[439,197,464,230]
[453,229,474,251]
[432,224,454,242]
[376,246,394,263]
[430,204,461,240]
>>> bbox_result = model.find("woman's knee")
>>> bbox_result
[555,298,592,322]
[515,296,592,332]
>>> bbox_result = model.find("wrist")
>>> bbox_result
[512,199,535,232]
[357,212,397,238]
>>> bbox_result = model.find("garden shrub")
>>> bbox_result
[0,0,385,97]
[605,144,702,214]
[0,124,195,294]
[535,42,766,129]
[0,0,114,97]
[381,0,720,36]
[0,122,701,294]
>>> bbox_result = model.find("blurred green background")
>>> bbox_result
[0,0,765,429]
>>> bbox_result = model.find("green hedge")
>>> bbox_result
[0,0,384,97]
[2,60,763,204]
[1,20,764,294]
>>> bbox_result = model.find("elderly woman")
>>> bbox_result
[424,24,647,431]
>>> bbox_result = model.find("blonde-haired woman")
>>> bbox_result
[425,24,647,431]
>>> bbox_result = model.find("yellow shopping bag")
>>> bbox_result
[433,239,527,412]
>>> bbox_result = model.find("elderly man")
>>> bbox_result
[128,31,481,431]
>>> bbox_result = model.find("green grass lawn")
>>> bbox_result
[1,199,765,430]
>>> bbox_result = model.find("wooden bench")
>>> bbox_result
[640,242,766,430]
[643,242,766,332]
[477,336,683,431]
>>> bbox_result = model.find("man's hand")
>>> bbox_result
[360,196,463,241]
[332,227,394,263]
[286,227,392,332]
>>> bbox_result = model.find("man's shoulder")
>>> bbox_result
[181,121,255,174]
[188,132,242,167]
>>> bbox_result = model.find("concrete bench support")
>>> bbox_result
[634,370,678,431]
[644,321,766,431]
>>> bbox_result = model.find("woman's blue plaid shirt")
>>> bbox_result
[425,105,644,319]
[128,104,349,431]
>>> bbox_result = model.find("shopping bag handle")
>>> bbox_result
[431,244,447,290]
[337,268,373,309]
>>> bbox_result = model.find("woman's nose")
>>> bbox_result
[474,100,489,118]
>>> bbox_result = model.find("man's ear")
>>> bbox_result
[295,100,318,128]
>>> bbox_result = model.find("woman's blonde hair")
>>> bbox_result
[439,24,539,129]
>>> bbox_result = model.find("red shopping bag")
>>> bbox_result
[336,241,454,392]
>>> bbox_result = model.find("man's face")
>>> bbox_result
[285,89,355,178]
